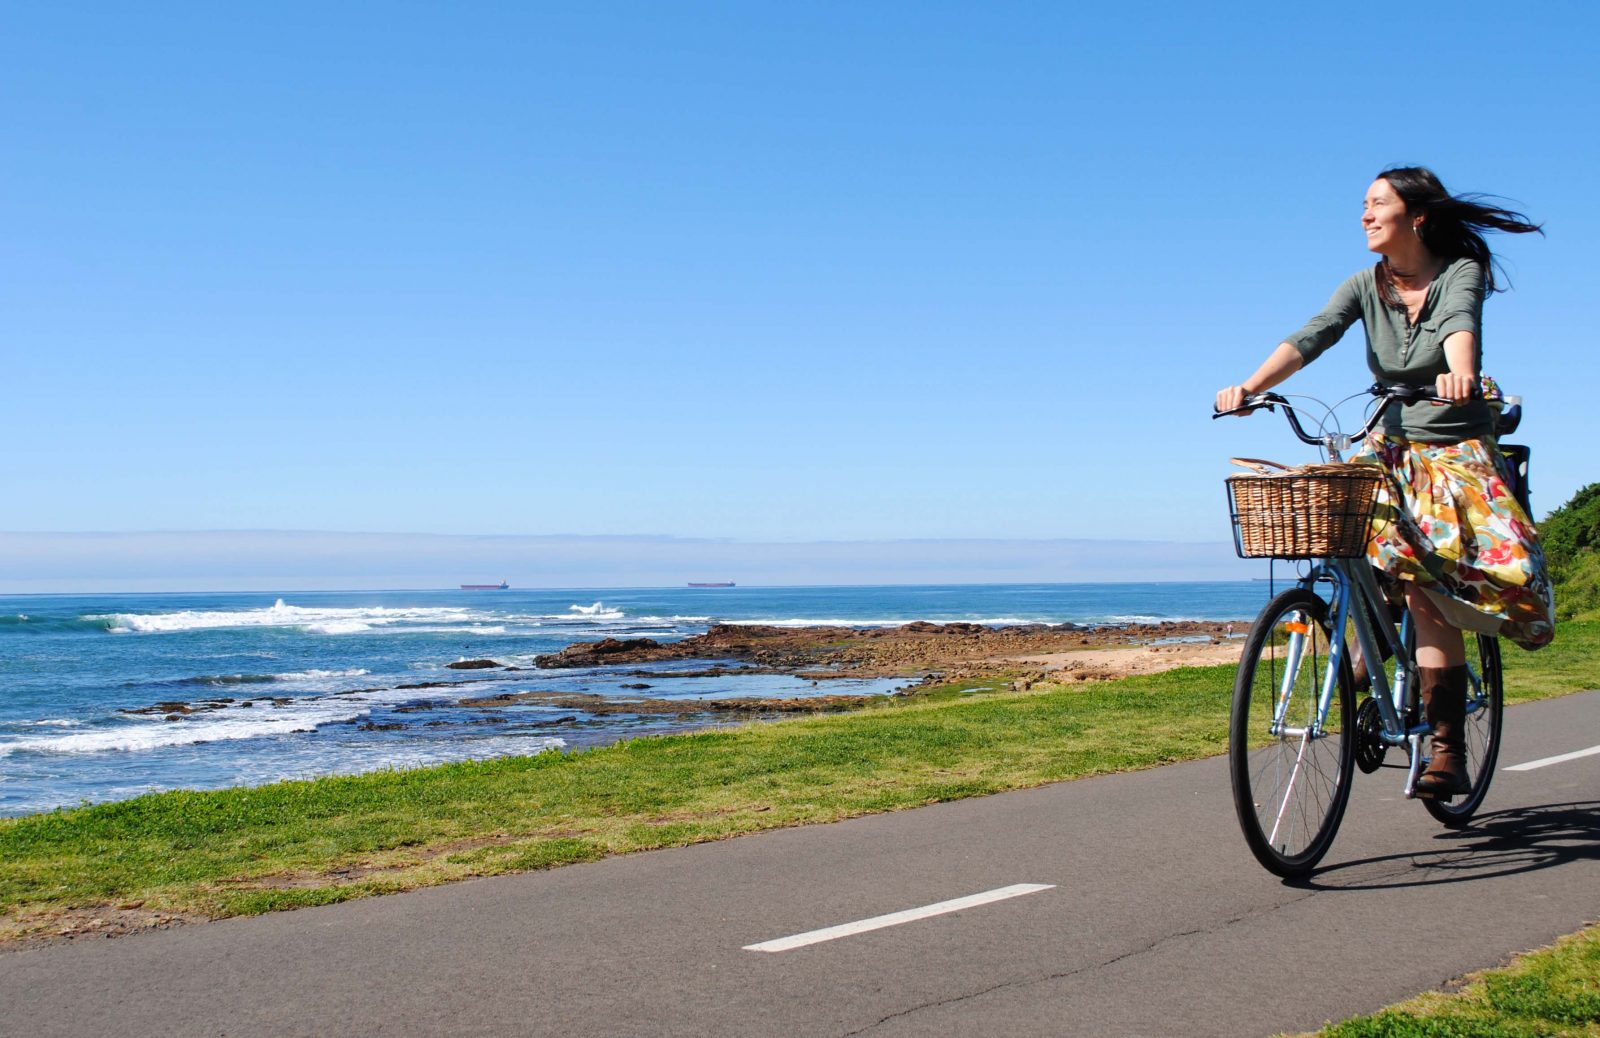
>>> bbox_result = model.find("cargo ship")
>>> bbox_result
[461,581,510,590]
[687,582,735,588]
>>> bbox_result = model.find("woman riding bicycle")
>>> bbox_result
[1215,166,1555,800]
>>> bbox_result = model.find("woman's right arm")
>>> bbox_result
[1216,343,1303,413]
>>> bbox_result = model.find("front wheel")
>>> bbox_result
[1422,634,1503,826]
[1230,588,1356,877]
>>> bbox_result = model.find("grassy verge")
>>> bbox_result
[1294,922,1600,1037]
[1504,620,1600,704]
[2,622,1595,942]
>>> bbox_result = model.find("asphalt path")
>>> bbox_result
[4,691,1598,1038]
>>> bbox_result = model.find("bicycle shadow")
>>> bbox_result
[1286,800,1600,891]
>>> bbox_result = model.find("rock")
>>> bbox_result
[534,637,667,668]
[447,659,500,670]
[393,700,452,713]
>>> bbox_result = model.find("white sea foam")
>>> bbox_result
[95,600,482,635]
[16,718,84,728]
[0,699,370,757]
[564,602,625,621]
[306,621,373,635]
[172,668,372,688]
[499,611,709,627]
[278,668,371,681]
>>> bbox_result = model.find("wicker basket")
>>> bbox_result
[1225,458,1385,560]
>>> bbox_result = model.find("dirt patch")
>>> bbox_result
[1002,640,1245,683]
[217,833,527,891]
[0,905,210,952]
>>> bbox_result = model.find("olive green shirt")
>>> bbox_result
[1285,256,1492,442]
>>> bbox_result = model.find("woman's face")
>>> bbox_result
[1361,178,1414,255]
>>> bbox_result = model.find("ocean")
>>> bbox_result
[0,582,1270,817]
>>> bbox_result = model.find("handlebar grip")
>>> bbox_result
[1212,405,1252,419]
[1370,382,1483,406]
[1211,393,1281,420]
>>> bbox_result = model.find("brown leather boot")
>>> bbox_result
[1414,665,1471,799]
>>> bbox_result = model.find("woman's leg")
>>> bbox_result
[1407,584,1467,667]
[1408,584,1470,795]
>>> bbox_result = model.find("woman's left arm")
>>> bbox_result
[1436,331,1477,404]
[1434,260,1485,405]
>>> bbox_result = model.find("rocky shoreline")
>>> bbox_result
[530,619,1243,683]
[113,621,1247,727]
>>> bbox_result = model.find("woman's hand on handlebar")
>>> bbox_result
[1218,343,1302,415]
[1216,385,1249,414]
[1434,372,1476,405]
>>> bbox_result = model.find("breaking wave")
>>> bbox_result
[94,600,483,635]
[152,668,373,689]
[0,698,371,757]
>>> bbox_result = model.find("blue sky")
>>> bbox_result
[4,3,1596,588]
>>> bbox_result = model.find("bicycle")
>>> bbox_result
[1214,383,1526,878]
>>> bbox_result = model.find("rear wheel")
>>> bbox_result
[1422,634,1503,826]
[1230,588,1357,877]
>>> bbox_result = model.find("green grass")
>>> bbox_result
[1504,620,1600,703]
[1554,551,1600,623]
[1296,923,1600,1037]
[2,623,1595,943]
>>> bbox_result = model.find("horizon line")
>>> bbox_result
[1,529,1230,546]
[2,576,1266,598]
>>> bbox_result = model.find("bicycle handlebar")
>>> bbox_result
[1211,383,1485,447]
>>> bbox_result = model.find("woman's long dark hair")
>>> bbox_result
[1374,165,1542,309]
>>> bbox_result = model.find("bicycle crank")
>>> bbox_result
[1354,696,1387,774]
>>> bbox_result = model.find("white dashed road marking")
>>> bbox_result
[743,883,1055,953]
[1505,744,1600,772]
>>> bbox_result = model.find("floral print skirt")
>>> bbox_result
[1354,434,1554,650]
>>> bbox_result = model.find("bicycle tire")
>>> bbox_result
[1230,587,1356,877]
[1422,634,1503,826]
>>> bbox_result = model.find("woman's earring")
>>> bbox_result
[1413,222,1423,236]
